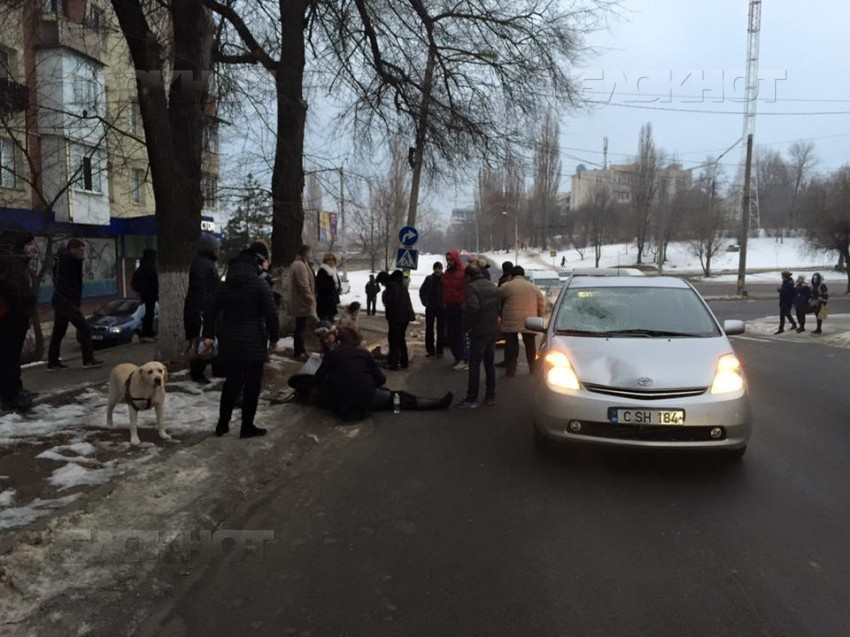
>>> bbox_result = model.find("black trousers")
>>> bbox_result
[48,298,94,365]
[293,316,308,355]
[0,313,30,401]
[218,361,264,430]
[795,309,807,330]
[141,297,157,337]
[445,305,464,362]
[425,308,445,356]
[387,321,409,369]
[779,306,796,331]
[366,296,377,316]
[503,332,537,375]
[466,335,496,402]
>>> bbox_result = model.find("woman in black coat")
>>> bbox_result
[315,252,341,321]
[203,249,279,438]
[131,248,158,338]
[184,235,220,383]
[775,270,797,334]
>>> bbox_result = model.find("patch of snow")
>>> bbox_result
[49,463,117,491]
[696,269,831,284]
[0,488,16,507]
[0,493,83,531]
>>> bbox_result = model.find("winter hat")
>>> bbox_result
[314,320,337,337]
[248,241,270,259]
[781,270,792,278]
[1,230,35,255]
[198,235,220,258]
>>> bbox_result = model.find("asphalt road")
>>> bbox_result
[122,296,850,637]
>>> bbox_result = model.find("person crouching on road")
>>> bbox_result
[810,272,829,335]
[312,327,452,421]
[459,264,500,408]
[203,247,279,439]
[775,270,797,334]
[793,276,811,333]
[380,270,415,371]
[0,231,38,413]
[499,266,545,376]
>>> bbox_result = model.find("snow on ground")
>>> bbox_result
[739,314,850,350]
[480,237,833,276]
[341,253,444,315]
[694,269,836,283]
[0,494,83,531]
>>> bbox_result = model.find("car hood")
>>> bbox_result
[88,315,132,328]
[549,335,733,390]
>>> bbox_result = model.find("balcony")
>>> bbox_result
[36,12,106,63]
[0,76,29,115]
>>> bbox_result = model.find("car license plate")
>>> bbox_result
[609,408,685,425]
[92,335,104,341]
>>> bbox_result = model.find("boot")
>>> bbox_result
[398,391,453,411]
[813,320,823,334]
[240,425,267,439]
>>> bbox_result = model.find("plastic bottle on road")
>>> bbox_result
[393,392,401,414]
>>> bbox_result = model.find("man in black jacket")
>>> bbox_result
[365,275,380,316]
[775,270,797,334]
[380,270,414,371]
[48,239,102,370]
[184,235,220,383]
[419,261,445,358]
[131,248,158,339]
[203,248,279,439]
[459,264,501,408]
[0,231,38,411]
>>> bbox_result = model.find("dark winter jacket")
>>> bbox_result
[382,272,415,325]
[131,248,159,301]
[419,273,444,311]
[0,231,36,319]
[811,273,829,308]
[365,279,381,299]
[463,274,501,339]
[314,343,386,419]
[203,252,279,363]
[794,282,812,313]
[183,237,220,339]
[778,277,795,311]
[51,247,83,307]
[442,249,466,307]
[315,264,341,319]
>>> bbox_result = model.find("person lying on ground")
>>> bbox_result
[289,327,452,421]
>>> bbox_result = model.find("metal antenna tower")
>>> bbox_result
[738,0,762,231]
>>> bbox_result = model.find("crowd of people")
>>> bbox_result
[776,271,829,335]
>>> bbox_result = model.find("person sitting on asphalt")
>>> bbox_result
[287,321,338,402]
[310,327,452,421]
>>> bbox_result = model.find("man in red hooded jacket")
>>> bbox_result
[442,249,467,369]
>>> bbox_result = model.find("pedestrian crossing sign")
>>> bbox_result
[396,248,419,270]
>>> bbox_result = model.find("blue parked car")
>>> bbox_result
[84,298,159,349]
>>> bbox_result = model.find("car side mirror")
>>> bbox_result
[723,320,746,336]
[525,317,546,333]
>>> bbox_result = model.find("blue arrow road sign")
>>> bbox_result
[396,248,419,270]
[398,226,419,247]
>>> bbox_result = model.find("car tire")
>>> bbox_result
[533,423,551,453]
[726,445,747,461]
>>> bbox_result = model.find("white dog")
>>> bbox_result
[107,361,170,446]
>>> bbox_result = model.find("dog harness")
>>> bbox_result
[124,371,154,411]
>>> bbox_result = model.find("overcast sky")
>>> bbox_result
[434,0,850,211]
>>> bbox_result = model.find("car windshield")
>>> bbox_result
[554,286,719,337]
[96,299,139,316]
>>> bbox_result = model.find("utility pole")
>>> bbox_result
[339,164,344,254]
[737,133,754,296]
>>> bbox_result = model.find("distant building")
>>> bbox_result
[451,207,476,224]
[571,163,692,209]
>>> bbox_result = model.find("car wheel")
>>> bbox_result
[533,423,551,453]
[726,445,747,461]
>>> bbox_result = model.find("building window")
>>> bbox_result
[43,0,58,14]
[131,168,145,205]
[202,174,218,209]
[73,75,98,112]
[0,138,16,188]
[72,144,104,193]
[130,101,141,135]
[88,4,105,31]
[203,123,219,154]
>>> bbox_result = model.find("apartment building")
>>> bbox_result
[570,163,693,210]
[0,0,221,300]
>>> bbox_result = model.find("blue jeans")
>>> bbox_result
[466,335,496,402]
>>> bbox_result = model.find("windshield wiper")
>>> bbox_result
[601,329,698,338]
[554,328,603,336]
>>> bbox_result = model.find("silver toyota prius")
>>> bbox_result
[525,276,751,459]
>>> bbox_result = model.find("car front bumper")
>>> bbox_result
[534,383,751,451]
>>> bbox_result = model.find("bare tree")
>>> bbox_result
[631,123,663,264]
[787,140,817,231]
[530,109,562,248]
[802,166,850,293]
[579,186,620,268]
[756,147,792,235]
[110,0,215,359]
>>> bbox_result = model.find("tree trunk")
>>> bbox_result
[270,0,308,271]
[407,45,436,228]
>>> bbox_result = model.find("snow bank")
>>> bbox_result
[0,494,83,531]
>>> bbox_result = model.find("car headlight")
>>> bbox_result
[543,351,581,391]
[710,354,744,395]
[110,326,125,334]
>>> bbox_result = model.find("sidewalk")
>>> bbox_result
[737,313,850,349]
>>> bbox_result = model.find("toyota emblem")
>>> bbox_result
[638,377,653,387]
